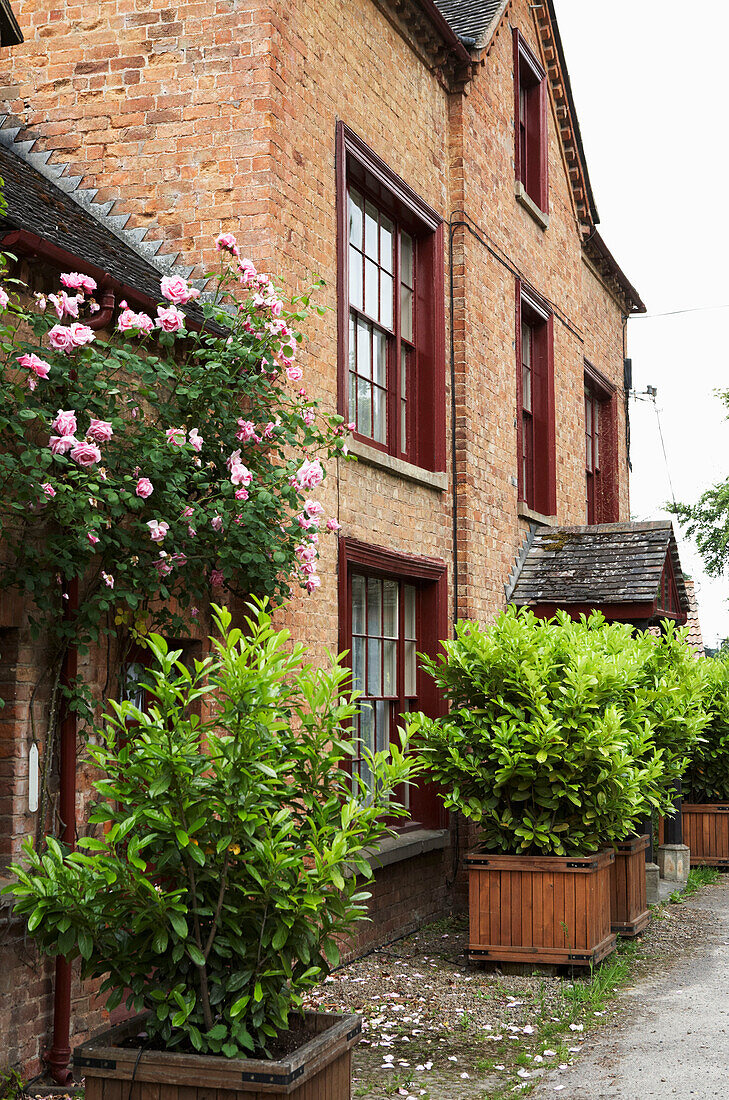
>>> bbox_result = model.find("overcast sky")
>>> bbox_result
[554,0,729,646]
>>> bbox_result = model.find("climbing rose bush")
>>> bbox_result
[0,238,347,722]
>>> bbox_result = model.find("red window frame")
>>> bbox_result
[338,537,448,830]
[336,122,446,473]
[516,284,555,517]
[658,553,681,619]
[584,362,619,525]
[513,29,548,213]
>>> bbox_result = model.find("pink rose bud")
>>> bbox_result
[101,571,114,588]
[87,533,100,545]
[215,232,239,255]
[234,488,249,501]
[0,287,8,310]
[326,518,342,532]
[41,483,56,498]
[211,514,224,533]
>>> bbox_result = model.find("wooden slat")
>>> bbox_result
[101,1082,122,1100]
[469,865,481,945]
[489,869,501,945]
[542,871,554,948]
[522,871,533,948]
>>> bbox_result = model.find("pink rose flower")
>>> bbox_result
[210,568,224,587]
[17,353,51,380]
[187,526,196,537]
[52,410,78,436]
[155,554,173,578]
[69,323,95,347]
[295,544,317,563]
[41,483,56,499]
[227,449,242,470]
[299,561,317,575]
[188,428,203,453]
[211,514,224,533]
[135,478,154,499]
[48,325,74,352]
[215,232,239,255]
[286,365,303,383]
[87,533,100,545]
[234,488,249,501]
[326,518,342,532]
[230,462,253,487]
[0,287,9,310]
[296,458,324,490]
[160,275,200,305]
[191,607,199,618]
[237,258,257,284]
[135,311,154,334]
[268,297,283,317]
[304,500,324,518]
[235,419,257,442]
[87,418,113,443]
[156,305,186,333]
[297,513,314,531]
[101,571,114,588]
[117,308,140,332]
[147,520,169,542]
[305,575,321,594]
[303,408,315,426]
[49,291,82,320]
[61,272,97,294]
[49,434,78,455]
[166,427,187,447]
[70,441,102,466]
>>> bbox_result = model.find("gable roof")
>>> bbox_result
[0,118,205,312]
[431,0,504,44]
[508,521,689,622]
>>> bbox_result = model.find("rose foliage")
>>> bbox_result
[0,237,345,727]
[408,607,706,856]
[5,603,416,1057]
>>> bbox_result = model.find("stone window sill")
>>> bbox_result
[515,181,549,231]
[357,828,449,875]
[518,502,556,527]
[347,438,448,492]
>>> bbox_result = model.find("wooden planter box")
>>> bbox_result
[682,803,729,867]
[610,834,650,937]
[74,1010,361,1099]
[465,849,616,966]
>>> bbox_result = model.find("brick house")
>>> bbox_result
[0,0,684,1083]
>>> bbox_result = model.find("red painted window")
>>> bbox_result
[514,30,548,212]
[584,364,619,525]
[337,123,445,472]
[517,287,555,517]
[339,538,448,829]
[658,553,680,618]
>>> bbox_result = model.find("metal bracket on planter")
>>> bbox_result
[73,1056,118,1070]
[566,860,598,869]
[346,1021,362,1042]
[241,1065,305,1086]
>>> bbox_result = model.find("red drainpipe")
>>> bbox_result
[45,580,78,1084]
[87,285,116,331]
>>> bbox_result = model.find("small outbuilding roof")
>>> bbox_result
[508,521,689,623]
[431,0,504,44]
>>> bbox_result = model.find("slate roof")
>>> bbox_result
[0,119,206,311]
[431,0,504,44]
[508,521,689,617]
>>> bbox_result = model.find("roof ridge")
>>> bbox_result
[0,115,207,292]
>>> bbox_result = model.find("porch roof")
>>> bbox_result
[507,520,689,622]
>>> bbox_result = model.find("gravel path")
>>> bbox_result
[303,881,724,1098]
[531,880,729,1099]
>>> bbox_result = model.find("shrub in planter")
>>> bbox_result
[409,608,672,857]
[408,609,679,964]
[682,656,729,866]
[5,603,415,1065]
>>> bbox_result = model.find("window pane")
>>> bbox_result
[357,318,371,379]
[404,640,417,696]
[349,188,364,246]
[401,399,407,450]
[522,364,532,413]
[521,321,531,366]
[380,271,393,330]
[383,580,398,638]
[401,232,414,287]
[375,700,390,753]
[400,284,413,342]
[367,576,382,635]
[349,313,356,373]
[351,635,365,693]
[365,258,379,318]
[404,584,416,640]
[373,328,386,387]
[349,244,362,309]
[120,663,146,709]
[383,639,397,695]
[365,201,379,259]
[367,638,381,696]
[349,371,356,425]
[372,386,387,445]
[380,216,394,272]
[357,377,372,437]
[352,574,365,634]
[401,347,408,398]
[359,701,374,755]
